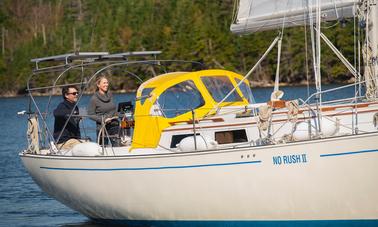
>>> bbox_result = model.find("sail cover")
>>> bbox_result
[231,0,359,34]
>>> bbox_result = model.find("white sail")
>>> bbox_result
[231,0,359,34]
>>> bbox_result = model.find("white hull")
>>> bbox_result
[20,132,378,221]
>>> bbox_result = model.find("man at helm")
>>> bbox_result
[53,86,81,149]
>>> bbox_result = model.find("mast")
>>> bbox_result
[372,1,378,75]
[364,0,378,100]
[315,0,322,105]
[370,0,378,97]
[314,0,323,134]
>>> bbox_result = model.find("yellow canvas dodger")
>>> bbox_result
[132,69,251,149]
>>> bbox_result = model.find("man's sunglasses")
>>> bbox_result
[67,92,79,95]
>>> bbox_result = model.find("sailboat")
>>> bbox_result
[20,0,378,225]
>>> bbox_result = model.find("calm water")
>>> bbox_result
[0,85,356,226]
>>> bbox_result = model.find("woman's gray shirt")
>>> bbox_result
[87,91,117,128]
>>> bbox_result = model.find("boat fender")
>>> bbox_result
[293,117,339,141]
[292,121,313,141]
[374,113,378,128]
[320,117,339,137]
[176,135,217,152]
[71,142,102,156]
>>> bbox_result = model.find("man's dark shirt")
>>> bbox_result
[53,100,81,143]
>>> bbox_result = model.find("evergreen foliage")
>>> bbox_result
[0,0,357,96]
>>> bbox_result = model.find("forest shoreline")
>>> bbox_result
[0,80,352,98]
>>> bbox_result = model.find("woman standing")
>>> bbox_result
[88,75,119,145]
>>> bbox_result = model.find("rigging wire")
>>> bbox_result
[304,2,310,99]
[80,61,88,140]
[354,5,358,96]
[315,0,322,105]
[205,35,281,117]
[353,2,359,133]
[231,0,239,25]
[308,0,317,94]
[273,0,289,93]
[357,4,362,96]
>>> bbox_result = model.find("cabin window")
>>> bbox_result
[157,80,204,118]
[170,133,200,148]
[140,88,154,105]
[201,76,242,102]
[215,129,248,144]
[235,78,255,104]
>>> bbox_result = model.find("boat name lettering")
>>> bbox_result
[272,154,307,165]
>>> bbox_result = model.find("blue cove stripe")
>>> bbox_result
[92,219,378,227]
[320,149,378,157]
[40,160,261,171]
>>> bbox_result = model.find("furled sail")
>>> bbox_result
[231,0,359,34]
